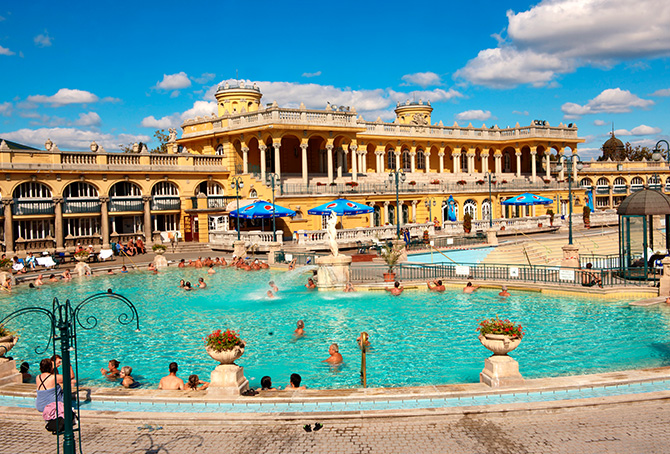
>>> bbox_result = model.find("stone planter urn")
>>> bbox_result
[478,334,524,387]
[478,334,521,355]
[74,254,89,262]
[153,248,166,255]
[0,335,18,360]
[205,344,245,365]
[383,272,396,282]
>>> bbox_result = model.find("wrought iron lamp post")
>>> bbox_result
[230,177,244,240]
[265,173,279,242]
[0,292,140,454]
[487,172,497,228]
[388,169,406,238]
[651,140,670,163]
[555,155,583,245]
[424,197,436,224]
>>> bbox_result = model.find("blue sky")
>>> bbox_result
[1,0,669,160]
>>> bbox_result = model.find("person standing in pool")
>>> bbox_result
[285,373,306,390]
[386,281,403,296]
[260,376,277,391]
[323,343,343,364]
[294,320,305,338]
[120,366,136,388]
[463,282,479,293]
[198,277,207,289]
[305,278,316,290]
[499,286,511,297]
[158,362,184,390]
[427,280,445,292]
[269,281,279,293]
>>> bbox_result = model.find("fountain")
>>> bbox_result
[316,212,352,290]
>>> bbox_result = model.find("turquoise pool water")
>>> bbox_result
[2,267,669,391]
[408,247,494,264]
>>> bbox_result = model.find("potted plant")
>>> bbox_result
[0,323,18,359]
[317,182,326,187]
[205,329,245,365]
[543,178,551,184]
[546,209,555,226]
[329,182,337,187]
[0,257,11,272]
[583,205,591,228]
[408,181,417,186]
[476,179,485,185]
[501,180,508,184]
[457,180,467,185]
[74,250,90,262]
[346,181,358,187]
[380,243,404,282]
[430,179,440,185]
[152,244,167,255]
[477,316,525,355]
[463,213,472,234]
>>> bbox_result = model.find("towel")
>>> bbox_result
[36,385,63,412]
[42,401,65,421]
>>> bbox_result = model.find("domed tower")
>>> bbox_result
[602,131,625,160]
[394,99,433,125]
[214,80,263,116]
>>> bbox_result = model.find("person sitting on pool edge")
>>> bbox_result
[581,263,603,288]
[158,362,184,390]
[285,373,306,390]
[260,376,278,391]
[499,286,511,297]
[427,280,445,292]
[463,282,480,294]
[323,343,343,364]
[385,281,403,296]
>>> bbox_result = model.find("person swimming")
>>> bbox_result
[198,277,207,289]
[386,281,403,296]
[269,281,279,292]
[294,320,305,338]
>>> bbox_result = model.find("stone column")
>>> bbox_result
[394,150,400,171]
[100,196,110,249]
[438,151,444,173]
[242,146,249,174]
[453,152,461,174]
[350,145,358,182]
[142,195,153,246]
[273,142,281,180]
[300,143,309,185]
[53,197,64,253]
[573,153,579,181]
[494,153,502,174]
[360,152,366,174]
[515,151,522,178]
[3,198,13,255]
[259,144,267,182]
[384,201,390,224]
[410,151,416,173]
[337,148,344,179]
[424,151,431,173]
[368,202,375,227]
[468,152,476,174]
[326,144,334,183]
[561,244,580,269]
[411,200,418,223]
[481,152,489,174]
[545,152,551,179]
[530,149,537,180]
[376,151,383,173]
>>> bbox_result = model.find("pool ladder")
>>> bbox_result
[359,332,369,387]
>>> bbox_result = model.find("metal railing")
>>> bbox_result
[64,198,101,214]
[350,262,658,287]
[580,253,621,269]
[108,197,143,212]
[151,197,181,211]
[273,250,328,265]
[404,235,488,252]
[12,199,55,216]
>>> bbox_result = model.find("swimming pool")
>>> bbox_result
[2,267,669,391]
[408,246,494,264]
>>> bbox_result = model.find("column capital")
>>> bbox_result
[411,200,418,206]
[349,144,358,152]
[300,143,309,150]
[142,195,152,203]
[326,143,334,151]
[409,150,416,156]
[241,146,249,153]
[530,149,538,155]
[515,151,522,156]
[384,200,390,206]
[259,143,267,150]
[99,196,110,203]
[438,151,445,157]
[52,197,64,204]
[2,197,13,206]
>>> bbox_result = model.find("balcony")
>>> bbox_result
[595,186,610,194]
[613,185,628,194]
[151,197,181,211]
[64,198,101,214]
[109,197,143,212]
[12,199,55,216]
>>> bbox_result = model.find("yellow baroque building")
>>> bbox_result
[0,81,665,254]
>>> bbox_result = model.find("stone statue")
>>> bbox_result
[411,113,428,126]
[326,211,339,257]
[168,128,177,142]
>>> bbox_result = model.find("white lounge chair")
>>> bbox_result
[36,256,57,269]
[99,249,114,261]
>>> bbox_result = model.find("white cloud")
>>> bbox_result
[141,100,218,129]
[614,125,662,136]
[302,71,322,78]
[73,112,101,127]
[170,91,180,98]
[388,88,463,104]
[575,147,601,160]
[401,72,442,88]
[0,128,150,151]
[193,72,216,84]
[512,110,529,116]
[155,72,191,90]
[455,110,492,121]
[456,0,670,88]
[27,88,99,107]
[141,115,177,129]
[0,102,12,116]
[652,88,670,97]
[34,30,52,47]
[0,45,15,56]
[593,119,606,126]
[561,88,654,118]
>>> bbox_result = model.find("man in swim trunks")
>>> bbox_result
[305,278,316,290]
[386,281,403,296]
[158,362,184,390]
[463,282,479,293]
[323,343,343,364]
[427,280,445,292]
[269,281,279,293]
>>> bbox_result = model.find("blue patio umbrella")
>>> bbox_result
[307,198,373,216]
[446,195,457,221]
[501,193,554,206]
[229,200,296,219]
[586,189,594,211]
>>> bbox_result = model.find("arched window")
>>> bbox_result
[666,177,670,192]
[503,153,511,172]
[648,175,662,189]
[13,182,52,199]
[417,150,425,170]
[401,149,411,171]
[388,204,396,225]
[387,150,396,170]
[152,181,179,196]
[374,206,381,227]
[464,199,477,220]
[248,189,258,199]
[294,210,303,220]
[613,177,627,194]
[109,182,142,197]
[461,153,468,173]
[482,199,492,221]
[580,178,593,188]
[215,144,224,155]
[196,181,224,196]
[596,178,610,193]
[631,177,644,192]
[63,182,98,199]
[401,204,409,224]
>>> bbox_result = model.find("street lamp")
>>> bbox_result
[555,154,583,245]
[230,177,244,241]
[487,172,497,228]
[388,169,406,238]
[424,197,436,224]
[651,140,670,163]
[0,292,139,454]
[265,172,279,242]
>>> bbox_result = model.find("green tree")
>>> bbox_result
[150,129,170,153]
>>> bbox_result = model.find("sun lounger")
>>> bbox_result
[36,256,57,269]
[99,249,114,261]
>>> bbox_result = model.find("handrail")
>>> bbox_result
[119,250,140,269]
[358,332,369,388]
[428,244,457,264]
[511,227,553,260]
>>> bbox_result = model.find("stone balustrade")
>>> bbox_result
[295,223,434,246]
[362,122,578,140]
[209,230,283,250]
[440,215,559,235]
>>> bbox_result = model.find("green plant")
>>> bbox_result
[74,250,90,259]
[0,323,15,338]
[477,317,525,339]
[380,243,404,273]
[205,329,244,352]
[0,258,11,269]
[546,209,555,224]
[152,244,167,252]
[583,205,591,221]
[463,213,472,232]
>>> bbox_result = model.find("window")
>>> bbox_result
[417,150,425,170]
[631,177,644,192]
[401,204,409,224]
[248,189,258,199]
[482,199,492,221]
[464,199,477,220]
[152,182,179,196]
[401,150,411,171]
[215,144,224,155]
[155,214,179,232]
[461,153,468,173]
[110,182,141,197]
[13,182,52,199]
[374,206,381,227]
[387,150,396,170]
[197,181,224,196]
[65,217,100,237]
[580,178,593,188]
[503,153,511,173]
[64,182,98,199]
[17,219,53,239]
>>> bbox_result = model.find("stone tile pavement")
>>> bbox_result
[2,398,670,454]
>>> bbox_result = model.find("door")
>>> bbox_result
[184,215,193,242]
